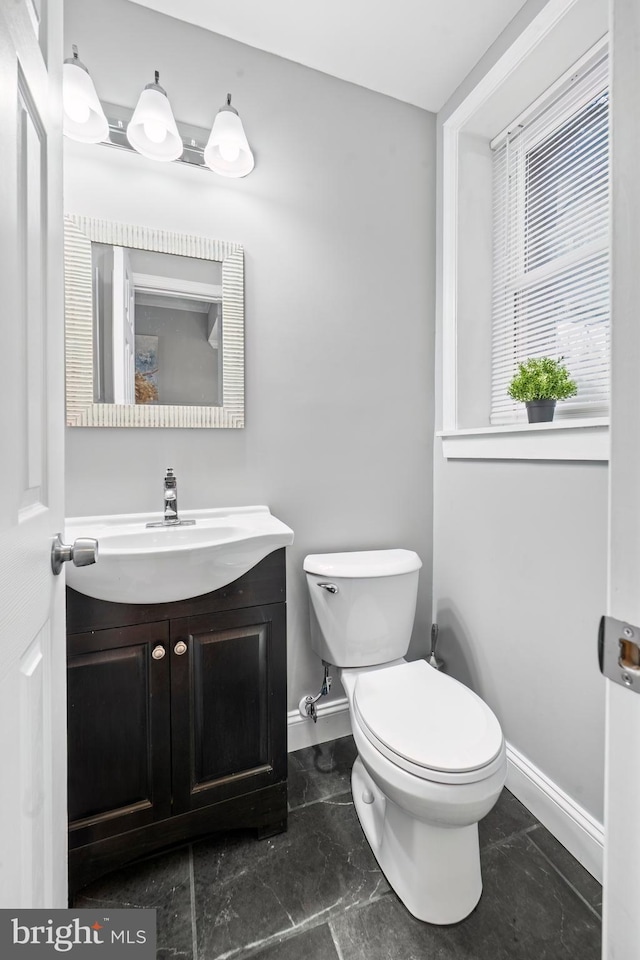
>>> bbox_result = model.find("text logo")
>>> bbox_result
[1,909,156,958]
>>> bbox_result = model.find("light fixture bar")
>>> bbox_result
[63,45,255,175]
[100,102,211,171]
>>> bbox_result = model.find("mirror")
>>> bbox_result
[64,216,244,427]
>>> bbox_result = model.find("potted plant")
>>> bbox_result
[507,357,577,423]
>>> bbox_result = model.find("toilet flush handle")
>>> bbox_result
[317,582,339,594]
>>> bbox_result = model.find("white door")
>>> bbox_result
[112,246,136,404]
[602,0,640,957]
[0,0,67,907]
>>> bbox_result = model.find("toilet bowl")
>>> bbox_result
[304,549,507,925]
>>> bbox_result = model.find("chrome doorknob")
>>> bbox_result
[174,641,187,656]
[151,645,166,660]
[51,533,99,575]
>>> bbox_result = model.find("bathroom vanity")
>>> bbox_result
[65,549,288,896]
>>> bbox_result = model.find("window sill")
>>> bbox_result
[437,418,609,461]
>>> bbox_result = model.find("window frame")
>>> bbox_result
[490,57,610,425]
[438,10,609,462]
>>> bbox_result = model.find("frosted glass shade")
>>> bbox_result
[63,60,108,143]
[126,86,183,162]
[204,107,254,178]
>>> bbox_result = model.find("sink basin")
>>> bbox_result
[64,506,294,604]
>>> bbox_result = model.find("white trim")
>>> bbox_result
[287,697,351,753]
[443,0,584,131]
[441,123,459,430]
[438,418,608,460]
[490,35,609,149]
[131,272,223,302]
[506,741,604,882]
[603,1,640,953]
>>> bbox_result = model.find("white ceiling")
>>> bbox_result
[128,0,529,112]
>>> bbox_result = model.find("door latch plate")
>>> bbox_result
[599,615,640,692]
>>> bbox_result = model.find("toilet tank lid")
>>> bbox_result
[303,549,421,578]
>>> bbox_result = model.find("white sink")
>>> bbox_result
[65,506,294,604]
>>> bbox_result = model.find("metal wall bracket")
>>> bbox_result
[100,102,212,172]
[599,615,640,692]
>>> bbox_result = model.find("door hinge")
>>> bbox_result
[599,615,640,693]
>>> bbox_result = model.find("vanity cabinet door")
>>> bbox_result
[67,622,172,849]
[170,603,287,815]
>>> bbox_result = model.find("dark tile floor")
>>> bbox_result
[74,735,602,959]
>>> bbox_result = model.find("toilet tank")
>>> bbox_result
[303,549,422,668]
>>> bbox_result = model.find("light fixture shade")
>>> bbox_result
[63,54,109,143]
[204,96,255,178]
[126,79,183,162]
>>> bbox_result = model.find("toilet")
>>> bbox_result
[303,548,507,925]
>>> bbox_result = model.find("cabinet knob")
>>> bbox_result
[174,640,188,656]
[151,645,166,660]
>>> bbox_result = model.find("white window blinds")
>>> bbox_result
[490,54,610,424]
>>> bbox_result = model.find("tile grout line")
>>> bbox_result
[288,787,354,814]
[527,833,602,922]
[328,921,347,960]
[481,822,541,854]
[215,888,393,960]
[189,844,199,960]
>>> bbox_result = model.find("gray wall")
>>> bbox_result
[63,0,436,711]
[433,0,606,821]
[135,304,220,406]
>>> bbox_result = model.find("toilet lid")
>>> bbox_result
[353,660,503,774]
[303,549,421,578]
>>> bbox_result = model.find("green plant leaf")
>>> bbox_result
[507,357,578,402]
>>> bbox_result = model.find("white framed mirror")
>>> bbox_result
[64,215,244,427]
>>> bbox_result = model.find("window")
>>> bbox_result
[490,55,610,425]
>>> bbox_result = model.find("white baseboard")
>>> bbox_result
[287,697,351,753]
[506,741,604,883]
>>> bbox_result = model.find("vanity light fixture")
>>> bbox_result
[204,94,255,178]
[62,45,109,144]
[126,71,183,162]
[62,46,255,177]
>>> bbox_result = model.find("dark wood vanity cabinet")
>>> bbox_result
[67,620,172,844]
[169,605,286,815]
[66,550,288,896]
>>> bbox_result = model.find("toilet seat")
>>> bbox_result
[353,660,504,785]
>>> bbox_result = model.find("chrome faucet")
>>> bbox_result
[163,467,179,522]
[146,468,196,527]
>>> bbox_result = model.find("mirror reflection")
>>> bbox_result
[92,246,223,407]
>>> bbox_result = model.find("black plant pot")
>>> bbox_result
[525,399,556,423]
